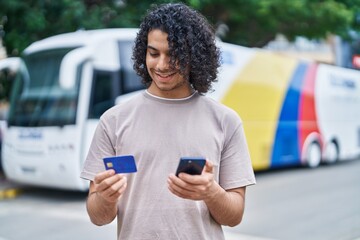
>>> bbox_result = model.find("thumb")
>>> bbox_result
[204,160,213,173]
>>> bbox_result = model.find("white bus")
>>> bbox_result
[0,29,144,190]
[1,29,359,191]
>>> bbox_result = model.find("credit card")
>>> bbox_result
[103,155,137,173]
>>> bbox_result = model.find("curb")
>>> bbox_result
[0,188,22,200]
[0,173,23,200]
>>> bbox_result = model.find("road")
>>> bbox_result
[0,159,359,240]
[225,159,360,240]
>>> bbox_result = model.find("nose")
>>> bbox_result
[156,55,170,71]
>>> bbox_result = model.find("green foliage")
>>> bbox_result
[0,0,360,55]
[192,0,359,47]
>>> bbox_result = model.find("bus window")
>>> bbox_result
[88,71,114,119]
[88,41,145,119]
[7,48,80,127]
[118,41,144,94]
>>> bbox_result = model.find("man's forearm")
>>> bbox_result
[86,191,118,226]
[204,184,246,227]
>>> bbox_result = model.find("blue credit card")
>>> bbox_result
[103,155,137,173]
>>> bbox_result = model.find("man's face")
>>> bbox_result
[146,29,191,98]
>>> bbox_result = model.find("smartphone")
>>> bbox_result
[103,155,137,173]
[175,157,206,177]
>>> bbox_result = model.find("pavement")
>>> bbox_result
[0,169,276,240]
[0,170,23,200]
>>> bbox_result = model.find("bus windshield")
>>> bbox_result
[8,48,80,127]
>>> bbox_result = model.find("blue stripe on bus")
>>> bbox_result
[271,62,308,168]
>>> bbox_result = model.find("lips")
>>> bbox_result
[154,71,177,80]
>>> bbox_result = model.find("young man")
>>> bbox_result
[81,3,256,239]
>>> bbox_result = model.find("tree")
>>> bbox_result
[194,0,360,47]
[1,0,360,55]
[0,0,123,55]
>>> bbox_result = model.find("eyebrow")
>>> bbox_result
[147,45,158,51]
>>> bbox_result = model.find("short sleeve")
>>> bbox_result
[80,119,116,181]
[219,122,256,190]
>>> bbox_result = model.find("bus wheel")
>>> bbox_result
[306,142,322,168]
[324,141,338,164]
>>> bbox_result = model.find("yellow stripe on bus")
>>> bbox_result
[221,51,298,170]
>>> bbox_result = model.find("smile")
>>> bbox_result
[155,72,177,78]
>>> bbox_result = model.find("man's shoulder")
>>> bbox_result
[116,91,145,106]
[101,91,145,120]
[199,95,242,122]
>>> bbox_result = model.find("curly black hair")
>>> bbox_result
[132,3,221,94]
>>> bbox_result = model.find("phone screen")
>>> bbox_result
[175,157,206,177]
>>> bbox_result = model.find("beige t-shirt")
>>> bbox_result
[81,90,256,240]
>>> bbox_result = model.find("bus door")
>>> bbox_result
[81,40,144,174]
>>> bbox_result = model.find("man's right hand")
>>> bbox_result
[92,170,128,203]
[86,170,126,225]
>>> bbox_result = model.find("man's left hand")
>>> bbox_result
[167,160,221,201]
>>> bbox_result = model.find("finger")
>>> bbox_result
[168,174,197,193]
[203,160,213,173]
[96,174,125,192]
[102,175,127,195]
[168,179,195,198]
[172,171,208,186]
[104,178,128,201]
[94,170,115,185]
[168,179,203,200]
[168,184,187,198]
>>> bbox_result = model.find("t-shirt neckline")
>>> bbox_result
[143,90,199,104]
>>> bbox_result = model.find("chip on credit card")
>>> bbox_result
[103,155,137,173]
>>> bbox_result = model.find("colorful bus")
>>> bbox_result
[0,29,359,190]
[213,44,360,170]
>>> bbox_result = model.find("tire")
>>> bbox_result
[306,142,322,168]
[324,141,338,164]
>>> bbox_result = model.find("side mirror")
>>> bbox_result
[59,47,91,89]
[0,57,21,120]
